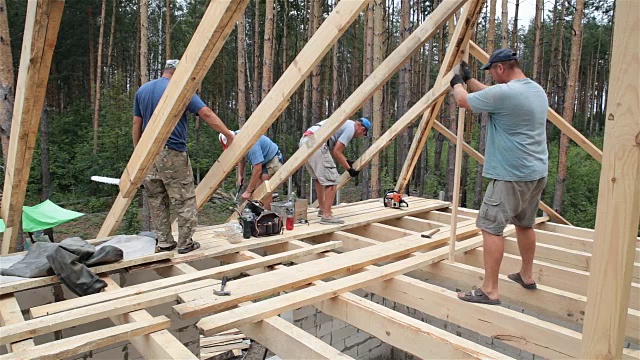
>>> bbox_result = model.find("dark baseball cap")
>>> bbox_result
[480,48,518,70]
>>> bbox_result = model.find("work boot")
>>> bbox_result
[320,216,344,225]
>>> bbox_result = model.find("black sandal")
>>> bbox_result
[178,241,201,254]
[508,272,537,289]
[458,288,501,305]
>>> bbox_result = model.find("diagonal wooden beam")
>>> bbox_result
[252,0,468,201]
[193,0,371,210]
[580,1,640,357]
[469,41,603,163]
[395,0,485,193]
[0,295,34,353]
[1,0,64,254]
[97,0,250,237]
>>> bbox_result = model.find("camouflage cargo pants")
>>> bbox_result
[143,148,197,250]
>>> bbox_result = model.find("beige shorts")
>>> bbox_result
[476,177,547,235]
[299,136,339,186]
[263,155,282,176]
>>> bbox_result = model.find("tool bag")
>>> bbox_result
[244,201,284,237]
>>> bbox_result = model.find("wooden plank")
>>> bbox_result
[252,0,467,201]
[98,0,249,237]
[0,316,170,360]
[458,248,640,311]
[196,234,486,335]
[239,316,353,360]
[0,295,34,353]
[380,216,445,232]
[194,0,371,209]
[395,0,484,192]
[0,279,216,345]
[29,242,340,317]
[344,222,417,242]
[101,277,198,360]
[581,0,640,356]
[0,250,174,296]
[468,40,603,163]
[1,0,64,254]
[421,261,640,341]
[334,74,453,190]
[175,232,461,318]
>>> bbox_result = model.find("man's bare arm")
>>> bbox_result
[198,107,235,145]
[132,116,143,148]
[331,141,350,170]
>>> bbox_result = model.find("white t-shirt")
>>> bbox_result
[305,120,356,149]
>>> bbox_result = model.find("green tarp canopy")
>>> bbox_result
[0,200,84,233]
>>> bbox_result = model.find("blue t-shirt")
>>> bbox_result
[246,135,279,166]
[133,77,206,152]
[467,78,549,181]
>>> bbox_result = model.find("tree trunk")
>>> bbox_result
[361,2,374,200]
[370,0,383,198]
[473,0,496,209]
[140,0,149,84]
[310,0,323,124]
[261,0,274,100]
[237,14,246,127]
[106,0,117,74]
[40,107,51,201]
[511,0,519,50]
[397,0,411,178]
[252,0,261,110]
[553,0,585,214]
[532,0,543,83]
[501,0,508,48]
[165,0,171,58]
[93,0,107,155]
[88,7,96,108]
[0,0,13,163]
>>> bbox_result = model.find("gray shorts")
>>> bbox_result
[476,177,547,236]
[299,136,339,186]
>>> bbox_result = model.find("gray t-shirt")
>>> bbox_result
[305,120,356,149]
[467,78,548,181]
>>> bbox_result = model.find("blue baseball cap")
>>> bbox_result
[480,48,518,70]
[357,118,372,136]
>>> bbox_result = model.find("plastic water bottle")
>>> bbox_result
[285,192,295,231]
[240,207,254,239]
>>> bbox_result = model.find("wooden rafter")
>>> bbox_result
[192,0,371,209]
[395,0,485,193]
[252,0,468,201]
[580,0,640,357]
[97,0,250,237]
[1,0,64,254]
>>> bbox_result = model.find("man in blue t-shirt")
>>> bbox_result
[133,59,235,254]
[450,49,549,305]
[219,131,283,210]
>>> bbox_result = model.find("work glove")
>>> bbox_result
[459,61,473,82]
[347,159,355,168]
[450,74,465,88]
[347,168,360,178]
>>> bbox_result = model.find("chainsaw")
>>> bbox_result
[383,190,408,209]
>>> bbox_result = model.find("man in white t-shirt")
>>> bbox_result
[300,118,371,224]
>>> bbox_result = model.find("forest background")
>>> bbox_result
[0,0,614,240]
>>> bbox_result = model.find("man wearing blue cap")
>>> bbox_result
[449,49,549,305]
[300,118,371,224]
[133,59,235,254]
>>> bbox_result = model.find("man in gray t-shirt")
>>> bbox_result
[300,118,371,224]
[450,48,549,305]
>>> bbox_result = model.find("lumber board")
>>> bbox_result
[174,230,461,319]
[334,73,453,190]
[344,222,417,241]
[0,279,216,345]
[252,0,467,201]
[196,233,484,335]
[0,250,174,295]
[0,295,34,353]
[100,276,198,360]
[458,248,640,311]
[421,261,640,341]
[396,0,484,192]
[1,0,64,254]
[380,216,444,232]
[581,0,640,356]
[468,40,603,164]
[194,0,370,209]
[0,316,170,360]
[29,241,340,317]
[98,0,249,237]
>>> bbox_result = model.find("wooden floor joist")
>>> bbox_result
[0,295,35,353]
